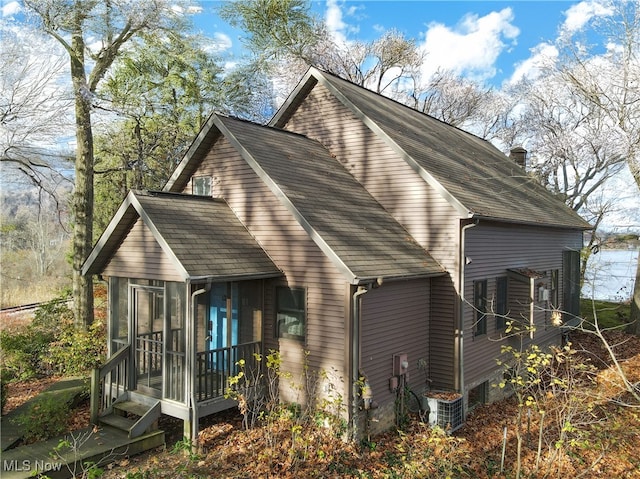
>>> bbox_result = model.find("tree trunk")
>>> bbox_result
[70,27,94,329]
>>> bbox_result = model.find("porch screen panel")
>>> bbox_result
[238,281,263,343]
[135,286,164,393]
[110,277,129,353]
[165,282,186,402]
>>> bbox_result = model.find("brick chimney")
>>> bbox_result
[509,146,527,169]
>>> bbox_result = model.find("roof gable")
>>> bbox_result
[83,191,282,281]
[214,115,445,283]
[272,67,590,230]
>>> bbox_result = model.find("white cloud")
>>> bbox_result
[1,1,20,18]
[325,0,348,46]
[171,4,203,16]
[418,8,519,82]
[207,32,232,53]
[508,42,559,84]
[560,0,613,35]
[323,0,363,47]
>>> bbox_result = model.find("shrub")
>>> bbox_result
[0,368,12,414]
[0,295,107,380]
[47,319,106,376]
[15,389,79,443]
[0,321,56,380]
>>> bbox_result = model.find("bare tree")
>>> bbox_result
[22,0,186,328]
[405,69,502,131]
[550,0,640,330]
[220,0,503,130]
[0,25,73,198]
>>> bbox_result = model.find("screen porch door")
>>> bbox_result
[132,285,164,397]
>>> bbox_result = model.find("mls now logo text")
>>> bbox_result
[3,459,63,473]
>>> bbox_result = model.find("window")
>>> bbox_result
[473,279,487,336]
[563,250,581,320]
[495,276,508,330]
[276,287,306,341]
[193,176,211,196]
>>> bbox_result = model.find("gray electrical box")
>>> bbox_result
[393,353,408,376]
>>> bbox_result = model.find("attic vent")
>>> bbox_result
[510,147,527,170]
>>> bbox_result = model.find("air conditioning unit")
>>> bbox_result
[423,392,464,432]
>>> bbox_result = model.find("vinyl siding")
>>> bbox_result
[429,275,457,390]
[283,84,460,391]
[282,84,460,270]
[462,221,583,387]
[360,279,430,413]
[103,218,184,282]
[184,137,350,404]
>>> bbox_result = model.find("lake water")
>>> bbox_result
[582,249,638,302]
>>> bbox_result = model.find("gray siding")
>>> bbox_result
[184,137,351,405]
[360,279,430,416]
[429,275,457,391]
[282,84,460,271]
[462,222,583,387]
[103,219,183,282]
[284,84,461,392]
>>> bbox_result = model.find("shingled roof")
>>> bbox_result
[214,115,445,283]
[82,191,282,281]
[272,68,591,230]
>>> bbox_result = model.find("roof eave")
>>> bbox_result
[214,114,360,285]
[82,191,137,276]
[471,214,592,231]
[353,270,447,285]
[187,271,284,283]
[269,68,319,128]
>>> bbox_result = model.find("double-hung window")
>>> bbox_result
[276,287,306,341]
[474,279,488,336]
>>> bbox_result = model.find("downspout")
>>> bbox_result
[351,283,372,440]
[529,278,535,339]
[458,219,479,394]
[189,284,209,444]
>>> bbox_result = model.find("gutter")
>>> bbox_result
[457,219,479,394]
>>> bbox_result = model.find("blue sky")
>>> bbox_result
[189,0,605,87]
[0,0,610,87]
[2,0,637,230]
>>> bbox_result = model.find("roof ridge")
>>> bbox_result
[315,68,496,148]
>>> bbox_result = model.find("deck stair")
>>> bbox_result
[99,392,161,439]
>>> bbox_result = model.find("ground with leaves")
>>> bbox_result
[5,330,640,478]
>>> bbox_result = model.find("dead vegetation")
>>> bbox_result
[4,330,639,478]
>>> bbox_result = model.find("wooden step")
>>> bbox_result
[99,397,161,439]
[113,400,153,417]
[99,413,136,432]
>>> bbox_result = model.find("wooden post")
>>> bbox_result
[90,367,100,425]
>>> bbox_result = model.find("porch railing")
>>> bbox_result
[195,341,261,402]
[90,345,131,425]
[136,331,163,389]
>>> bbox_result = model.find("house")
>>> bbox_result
[83,67,590,442]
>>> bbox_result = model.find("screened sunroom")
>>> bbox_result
[83,191,282,440]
